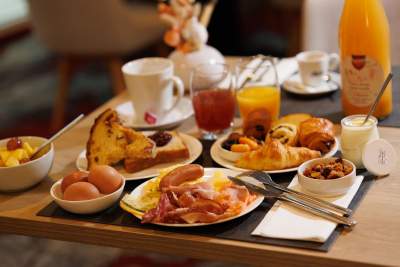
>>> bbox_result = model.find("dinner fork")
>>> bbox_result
[236,170,353,217]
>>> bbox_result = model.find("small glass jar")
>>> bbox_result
[341,115,379,168]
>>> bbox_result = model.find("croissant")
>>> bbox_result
[299,118,335,153]
[266,123,298,146]
[235,139,321,170]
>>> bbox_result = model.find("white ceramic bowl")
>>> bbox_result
[0,136,54,192]
[297,157,356,196]
[50,177,125,214]
[217,145,244,162]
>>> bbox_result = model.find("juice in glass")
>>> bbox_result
[236,86,280,125]
[192,88,236,132]
[339,0,392,118]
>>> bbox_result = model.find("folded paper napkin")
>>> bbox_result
[263,57,298,85]
[252,175,364,243]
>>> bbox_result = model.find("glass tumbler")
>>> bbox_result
[190,63,235,140]
[236,55,281,140]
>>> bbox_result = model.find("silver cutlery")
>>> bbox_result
[362,72,393,125]
[228,176,357,228]
[236,170,352,217]
[30,114,84,160]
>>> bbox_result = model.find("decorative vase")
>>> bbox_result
[169,45,225,89]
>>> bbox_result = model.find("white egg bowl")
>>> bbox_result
[298,157,356,197]
[0,136,54,192]
[50,177,125,214]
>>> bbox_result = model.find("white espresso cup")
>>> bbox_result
[122,57,184,125]
[296,51,339,87]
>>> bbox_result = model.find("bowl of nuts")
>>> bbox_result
[0,136,54,192]
[297,157,356,196]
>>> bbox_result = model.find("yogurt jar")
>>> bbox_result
[341,115,379,168]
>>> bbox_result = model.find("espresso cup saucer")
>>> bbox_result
[115,96,193,130]
[283,72,340,96]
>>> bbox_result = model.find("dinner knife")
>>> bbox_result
[236,170,352,217]
[228,176,357,227]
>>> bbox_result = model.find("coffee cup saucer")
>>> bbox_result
[115,96,193,130]
[282,72,340,96]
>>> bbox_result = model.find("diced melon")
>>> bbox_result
[5,156,19,167]
[22,142,34,156]
[0,150,10,162]
[11,149,26,161]
[0,159,4,167]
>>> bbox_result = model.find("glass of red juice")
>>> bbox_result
[190,63,236,140]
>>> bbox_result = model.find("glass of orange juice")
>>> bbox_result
[236,56,280,139]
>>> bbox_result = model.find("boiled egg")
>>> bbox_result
[88,165,123,194]
[63,182,100,201]
[61,171,89,192]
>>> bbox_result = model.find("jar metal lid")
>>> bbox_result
[362,139,398,176]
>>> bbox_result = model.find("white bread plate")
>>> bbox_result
[0,136,54,192]
[76,131,202,180]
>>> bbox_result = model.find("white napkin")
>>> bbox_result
[263,57,298,85]
[252,175,364,243]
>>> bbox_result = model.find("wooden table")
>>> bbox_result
[1,91,399,267]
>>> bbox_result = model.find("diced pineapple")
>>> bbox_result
[5,156,19,167]
[11,149,27,161]
[22,142,34,156]
[0,150,10,163]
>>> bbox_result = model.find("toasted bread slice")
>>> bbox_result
[124,131,190,173]
[86,109,154,170]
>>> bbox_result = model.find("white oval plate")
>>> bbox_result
[128,168,264,227]
[116,97,193,130]
[282,72,340,96]
[76,132,202,180]
[210,135,339,174]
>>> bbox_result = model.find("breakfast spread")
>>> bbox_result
[61,165,123,201]
[213,114,335,171]
[0,137,37,167]
[303,158,353,180]
[86,109,190,173]
[120,164,258,224]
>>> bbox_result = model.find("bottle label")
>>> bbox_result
[342,55,384,107]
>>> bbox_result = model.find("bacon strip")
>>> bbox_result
[142,174,255,224]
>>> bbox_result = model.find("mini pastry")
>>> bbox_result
[242,108,272,141]
[272,113,312,127]
[299,118,335,153]
[236,139,321,170]
[266,123,298,146]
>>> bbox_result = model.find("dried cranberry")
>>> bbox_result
[7,137,22,151]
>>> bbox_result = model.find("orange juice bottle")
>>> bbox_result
[339,0,392,119]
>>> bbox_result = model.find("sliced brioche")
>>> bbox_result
[124,131,190,173]
[86,109,154,170]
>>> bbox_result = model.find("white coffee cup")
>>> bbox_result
[122,57,184,125]
[296,51,339,87]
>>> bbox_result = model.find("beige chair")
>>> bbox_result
[301,0,400,64]
[28,0,164,130]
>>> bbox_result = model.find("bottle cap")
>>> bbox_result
[362,139,398,176]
